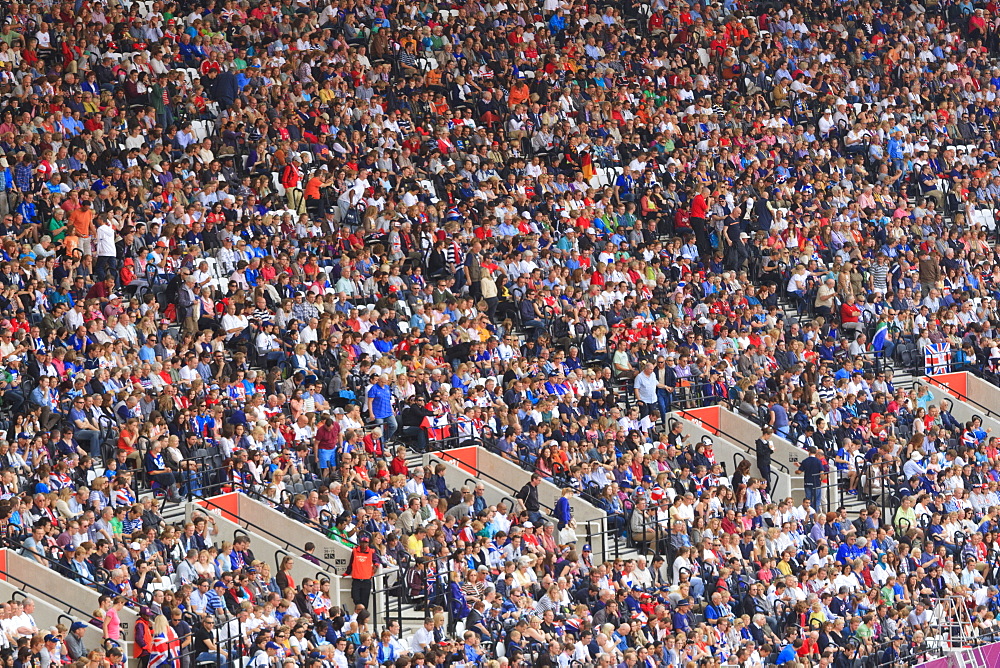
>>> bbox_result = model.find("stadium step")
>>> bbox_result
[406,450,425,470]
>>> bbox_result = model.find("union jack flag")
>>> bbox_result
[924,342,951,376]
[147,631,180,668]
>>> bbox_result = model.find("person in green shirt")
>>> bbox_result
[110,506,125,539]
[880,576,897,606]
[616,204,637,230]
[48,209,68,242]
[855,612,876,643]
[327,515,356,548]
[0,28,22,46]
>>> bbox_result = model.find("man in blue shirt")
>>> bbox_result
[671,599,692,633]
[797,447,827,510]
[69,396,102,460]
[367,374,397,441]
[835,534,864,565]
[205,581,228,617]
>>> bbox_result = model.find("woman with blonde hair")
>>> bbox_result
[148,614,180,667]
[194,549,216,580]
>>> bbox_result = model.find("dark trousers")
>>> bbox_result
[690,217,711,257]
[400,425,427,451]
[352,577,373,610]
[151,470,177,489]
[95,255,118,280]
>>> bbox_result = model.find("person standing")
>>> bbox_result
[345,534,380,610]
[634,362,659,419]
[68,197,94,256]
[654,356,677,417]
[689,186,711,256]
[367,374,397,442]
[516,473,543,525]
[95,216,117,279]
[797,447,827,512]
[755,426,775,494]
[463,240,484,301]
[280,156,304,214]
[314,416,341,478]
[147,614,181,668]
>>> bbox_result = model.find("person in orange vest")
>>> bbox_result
[133,606,154,668]
[345,534,381,610]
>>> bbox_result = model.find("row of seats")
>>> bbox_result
[969,208,998,231]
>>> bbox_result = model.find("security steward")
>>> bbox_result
[345,533,380,609]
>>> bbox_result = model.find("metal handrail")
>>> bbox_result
[196,492,342,575]
[922,376,1000,419]
[669,412,792,474]
[435,452,555,514]
[10,539,115,598]
[0,563,100,625]
[732,451,780,494]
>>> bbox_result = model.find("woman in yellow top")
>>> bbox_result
[894,496,918,536]
[776,551,795,576]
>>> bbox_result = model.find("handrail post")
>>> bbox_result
[652,514,660,561]
[613,515,619,560]
[396,569,402,632]
[371,571,380,631]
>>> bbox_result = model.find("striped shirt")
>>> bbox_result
[871,263,889,292]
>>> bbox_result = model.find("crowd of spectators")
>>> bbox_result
[4,0,1000,666]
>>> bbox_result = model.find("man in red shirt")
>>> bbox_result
[314,415,340,477]
[280,156,304,213]
[840,295,863,339]
[689,186,711,257]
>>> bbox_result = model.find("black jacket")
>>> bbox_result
[399,403,432,428]
[516,482,540,512]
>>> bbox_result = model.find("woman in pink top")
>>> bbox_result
[102,596,126,640]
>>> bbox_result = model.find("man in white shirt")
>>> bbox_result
[630,557,654,589]
[11,599,38,639]
[492,503,513,535]
[805,544,835,570]
[217,237,238,275]
[0,604,16,648]
[95,217,117,276]
[255,322,282,363]
[409,618,436,654]
[64,302,85,331]
[220,304,248,341]
[111,314,139,346]
[300,318,319,344]
[178,355,201,387]
[292,415,315,444]
[404,470,428,497]
[331,638,350,668]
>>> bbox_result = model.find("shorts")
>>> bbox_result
[318,448,336,469]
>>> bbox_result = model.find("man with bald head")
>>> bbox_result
[367,373,397,441]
